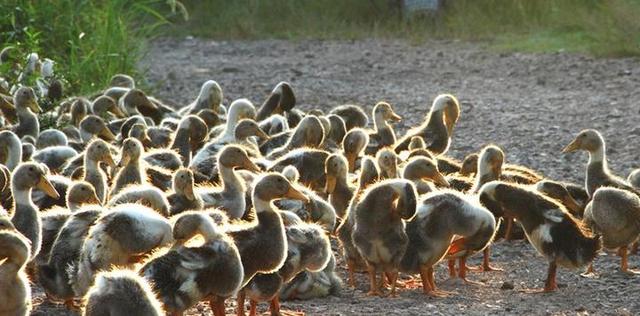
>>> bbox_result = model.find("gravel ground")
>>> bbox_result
[33,38,640,315]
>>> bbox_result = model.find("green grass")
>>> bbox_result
[0,0,187,96]
[174,0,640,57]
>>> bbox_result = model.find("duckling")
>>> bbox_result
[402,156,451,194]
[259,114,289,136]
[479,181,600,292]
[155,114,208,167]
[111,138,146,196]
[0,93,17,124]
[366,102,401,155]
[199,145,261,219]
[83,270,163,316]
[197,109,223,130]
[13,86,41,139]
[0,164,13,211]
[109,73,135,89]
[38,206,102,305]
[334,131,369,175]
[400,189,496,296]
[120,88,175,124]
[324,154,355,219]
[582,187,640,273]
[209,98,256,143]
[233,119,270,157]
[228,173,309,315]
[78,115,116,145]
[0,130,22,170]
[36,129,68,149]
[256,81,296,121]
[394,94,460,155]
[405,139,462,176]
[376,147,399,179]
[0,229,32,316]
[168,168,203,215]
[72,203,173,296]
[22,142,35,161]
[337,156,379,287]
[267,115,325,159]
[329,104,369,131]
[31,174,70,210]
[324,114,347,150]
[108,185,170,217]
[91,95,126,119]
[279,252,342,301]
[535,180,585,217]
[33,145,78,173]
[178,80,224,116]
[352,179,417,296]
[563,129,638,198]
[10,162,59,260]
[628,169,640,189]
[57,98,89,128]
[268,148,330,192]
[141,211,243,316]
[83,139,116,204]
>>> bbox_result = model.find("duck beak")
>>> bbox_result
[345,153,357,173]
[184,185,196,201]
[99,127,116,141]
[285,186,309,203]
[430,171,450,187]
[104,153,116,168]
[388,111,402,123]
[324,175,337,194]
[87,192,101,205]
[243,158,261,173]
[255,128,270,140]
[117,154,131,168]
[30,99,41,113]
[37,177,60,199]
[111,105,127,118]
[563,195,582,215]
[562,138,581,153]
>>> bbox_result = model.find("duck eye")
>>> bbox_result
[29,167,34,171]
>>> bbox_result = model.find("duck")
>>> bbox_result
[376,147,399,179]
[337,156,379,287]
[12,86,41,139]
[244,217,330,316]
[232,119,270,157]
[0,165,13,210]
[167,168,203,215]
[56,98,88,129]
[33,145,78,173]
[111,138,146,196]
[36,129,68,149]
[259,114,289,136]
[365,101,401,155]
[329,104,369,131]
[535,180,585,217]
[72,203,173,296]
[38,206,103,306]
[628,169,640,189]
[0,130,22,171]
[279,252,343,301]
[91,95,126,119]
[120,88,176,124]
[108,184,170,217]
[0,229,32,316]
[199,145,261,219]
[109,73,135,89]
[0,92,17,124]
[10,162,60,260]
[324,114,347,151]
[402,156,451,194]
[405,136,462,175]
[352,179,417,296]
[268,148,330,193]
[582,187,640,273]
[394,94,460,155]
[82,139,116,204]
[256,81,296,121]
[227,173,309,315]
[76,115,116,147]
[141,211,243,316]
[178,80,224,116]
[197,108,223,130]
[563,129,639,197]
[83,270,164,316]
[267,115,325,160]
[324,153,355,219]
[158,114,209,168]
[479,181,601,292]
[400,189,497,296]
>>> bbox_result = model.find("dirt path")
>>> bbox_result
[33,38,640,316]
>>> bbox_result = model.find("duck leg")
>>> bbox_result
[619,245,640,274]
[236,290,246,316]
[210,296,226,316]
[269,297,281,316]
[366,264,382,296]
[447,259,457,278]
[543,261,558,292]
[458,256,483,286]
[481,247,503,272]
[385,270,399,297]
[503,217,515,241]
[249,299,258,316]
[420,265,454,297]
[346,258,357,287]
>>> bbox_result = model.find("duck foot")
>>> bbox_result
[580,264,598,278]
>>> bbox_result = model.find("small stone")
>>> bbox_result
[501,281,514,290]
[222,67,240,73]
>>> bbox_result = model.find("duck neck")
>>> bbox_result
[222,109,241,140]
[373,112,388,132]
[171,128,191,166]
[3,139,22,171]
[80,128,94,144]
[588,144,607,170]
[252,195,274,214]
[12,184,34,209]
[198,218,222,241]
[472,166,498,194]
[219,164,244,195]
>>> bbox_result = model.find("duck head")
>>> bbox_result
[326,114,346,145]
[70,98,90,126]
[12,162,59,199]
[118,138,143,168]
[376,147,398,179]
[563,129,604,154]
[254,173,310,205]
[403,156,450,187]
[460,152,479,176]
[408,136,426,151]
[67,181,101,209]
[92,95,126,118]
[373,101,401,124]
[359,157,380,189]
[173,168,196,201]
[128,123,152,148]
[194,80,223,113]
[476,145,504,185]
[0,131,22,171]
[289,115,324,149]
[342,128,369,172]
[14,86,40,113]
[218,145,261,172]
[109,74,135,89]
[432,94,460,136]
[79,115,116,143]
[86,139,116,168]
[536,180,583,216]
[196,109,223,129]
[172,211,222,244]
[234,119,270,141]
[324,154,349,194]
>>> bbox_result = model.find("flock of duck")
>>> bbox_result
[1,48,640,316]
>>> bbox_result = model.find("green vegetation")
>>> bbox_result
[176,0,640,57]
[0,0,187,95]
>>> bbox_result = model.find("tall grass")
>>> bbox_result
[175,0,640,57]
[0,0,187,95]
